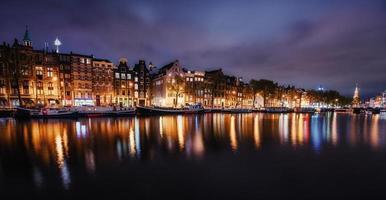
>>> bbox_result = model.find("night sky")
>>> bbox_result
[1,0,386,98]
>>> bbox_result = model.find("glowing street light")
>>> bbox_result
[54,37,62,53]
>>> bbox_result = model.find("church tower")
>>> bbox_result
[352,84,360,107]
[23,26,32,47]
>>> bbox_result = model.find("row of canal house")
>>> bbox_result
[0,28,257,108]
[151,60,255,108]
[0,28,149,107]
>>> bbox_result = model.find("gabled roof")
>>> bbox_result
[154,60,181,76]
[133,59,149,73]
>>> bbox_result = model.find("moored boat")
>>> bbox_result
[295,107,316,113]
[112,108,136,117]
[0,108,15,117]
[352,107,363,114]
[222,108,252,113]
[264,107,292,113]
[334,108,350,112]
[15,107,78,119]
[365,108,381,114]
[73,106,116,117]
[136,105,204,115]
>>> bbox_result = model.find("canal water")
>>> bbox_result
[0,113,386,199]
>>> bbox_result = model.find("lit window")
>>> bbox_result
[115,73,120,79]
[47,67,53,77]
[80,58,85,63]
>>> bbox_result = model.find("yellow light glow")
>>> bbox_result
[230,115,237,151]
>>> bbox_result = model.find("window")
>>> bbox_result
[48,82,53,95]
[134,84,138,90]
[127,74,131,79]
[37,81,43,88]
[121,73,126,79]
[37,89,43,95]
[22,68,30,76]
[115,73,120,79]
[47,67,53,77]
[80,58,85,63]
[86,59,91,64]
[135,77,138,82]
[36,67,43,76]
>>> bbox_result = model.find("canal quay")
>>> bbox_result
[0,112,386,199]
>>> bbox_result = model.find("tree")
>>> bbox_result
[167,74,185,108]
[250,79,278,107]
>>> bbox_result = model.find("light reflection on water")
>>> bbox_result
[0,113,385,190]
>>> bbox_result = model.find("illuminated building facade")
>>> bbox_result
[204,69,226,108]
[58,53,73,106]
[70,53,93,106]
[113,58,137,107]
[92,59,114,106]
[151,60,186,107]
[133,60,150,106]
[242,82,254,108]
[184,70,205,105]
[0,28,61,107]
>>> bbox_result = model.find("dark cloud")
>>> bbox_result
[1,0,385,97]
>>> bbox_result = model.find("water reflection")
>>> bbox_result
[229,115,237,151]
[0,113,385,190]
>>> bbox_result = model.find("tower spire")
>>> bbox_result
[23,25,32,47]
[352,83,360,107]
